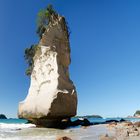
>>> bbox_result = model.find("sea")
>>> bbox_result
[0,117,140,140]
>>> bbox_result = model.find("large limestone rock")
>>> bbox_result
[18,14,77,127]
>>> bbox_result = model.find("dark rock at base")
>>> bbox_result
[56,136,72,140]
[26,120,33,124]
[0,114,7,119]
[119,119,126,122]
[29,119,70,129]
[28,118,93,128]
[82,118,93,126]
[71,118,93,126]
[70,119,82,126]
[105,120,119,123]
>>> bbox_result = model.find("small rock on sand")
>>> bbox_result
[56,136,72,140]
[100,134,117,140]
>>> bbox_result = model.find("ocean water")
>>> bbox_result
[0,117,140,140]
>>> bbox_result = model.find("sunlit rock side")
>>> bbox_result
[18,15,77,126]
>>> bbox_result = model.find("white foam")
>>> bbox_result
[0,123,36,130]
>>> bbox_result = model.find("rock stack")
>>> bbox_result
[18,6,77,127]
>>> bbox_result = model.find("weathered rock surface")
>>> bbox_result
[18,13,77,127]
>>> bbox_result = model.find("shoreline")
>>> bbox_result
[1,118,140,140]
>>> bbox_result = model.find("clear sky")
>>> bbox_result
[0,0,140,118]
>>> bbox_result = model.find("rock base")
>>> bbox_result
[27,118,93,128]
[30,119,65,128]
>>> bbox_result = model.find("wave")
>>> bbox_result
[0,123,36,140]
[0,123,36,131]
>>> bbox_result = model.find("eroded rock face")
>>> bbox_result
[18,15,77,127]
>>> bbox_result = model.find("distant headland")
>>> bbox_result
[0,114,7,119]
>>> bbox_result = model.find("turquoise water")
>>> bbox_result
[0,119,27,124]
[1,117,140,124]
[72,117,140,123]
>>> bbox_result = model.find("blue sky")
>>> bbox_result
[0,0,140,118]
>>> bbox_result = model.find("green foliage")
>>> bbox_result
[134,110,140,116]
[24,4,71,76]
[24,44,38,76]
[36,4,58,38]
[36,25,46,39]
[25,66,33,76]
[25,4,58,76]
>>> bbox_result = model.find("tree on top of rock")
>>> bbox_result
[134,110,140,116]
[36,4,58,38]
[24,4,70,76]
